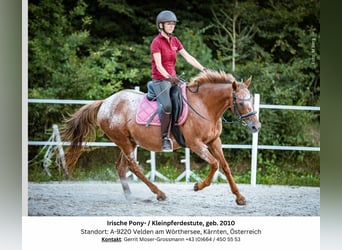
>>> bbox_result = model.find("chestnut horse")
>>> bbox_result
[61,70,261,205]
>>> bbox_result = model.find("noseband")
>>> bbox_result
[224,91,257,125]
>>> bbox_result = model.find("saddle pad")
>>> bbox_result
[136,84,188,126]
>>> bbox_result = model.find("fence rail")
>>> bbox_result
[28,95,320,185]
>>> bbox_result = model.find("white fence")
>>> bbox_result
[28,95,320,186]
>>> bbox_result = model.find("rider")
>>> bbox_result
[149,10,207,152]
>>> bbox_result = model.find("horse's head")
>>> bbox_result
[232,77,261,133]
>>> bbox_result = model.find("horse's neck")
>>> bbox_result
[187,83,232,121]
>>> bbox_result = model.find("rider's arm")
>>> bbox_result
[178,48,206,72]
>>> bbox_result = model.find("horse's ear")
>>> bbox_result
[232,81,237,91]
[244,76,252,88]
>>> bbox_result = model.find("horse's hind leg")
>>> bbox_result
[122,149,166,201]
[189,142,219,191]
[116,151,131,197]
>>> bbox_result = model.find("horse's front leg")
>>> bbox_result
[209,138,246,205]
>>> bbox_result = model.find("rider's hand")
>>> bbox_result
[167,76,180,85]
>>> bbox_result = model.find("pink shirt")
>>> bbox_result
[150,33,183,80]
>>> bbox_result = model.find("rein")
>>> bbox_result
[180,81,212,122]
[182,79,257,125]
[181,94,212,122]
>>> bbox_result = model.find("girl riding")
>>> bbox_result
[148,10,207,152]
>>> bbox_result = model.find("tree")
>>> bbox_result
[211,0,259,72]
[28,0,133,142]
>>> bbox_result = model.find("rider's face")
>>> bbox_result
[162,22,176,33]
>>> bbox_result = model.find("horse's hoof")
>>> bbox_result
[157,192,167,201]
[194,183,199,191]
[236,196,246,206]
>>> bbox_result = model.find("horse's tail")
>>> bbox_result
[61,100,103,174]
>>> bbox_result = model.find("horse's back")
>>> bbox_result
[97,89,143,126]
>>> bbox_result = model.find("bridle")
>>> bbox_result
[225,90,257,125]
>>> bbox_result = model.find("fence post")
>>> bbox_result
[176,148,201,183]
[145,151,156,181]
[149,151,156,181]
[36,124,68,178]
[251,94,260,186]
[52,124,69,178]
[145,151,170,182]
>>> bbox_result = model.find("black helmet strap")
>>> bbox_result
[160,22,173,37]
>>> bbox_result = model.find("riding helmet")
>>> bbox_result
[156,10,178,31]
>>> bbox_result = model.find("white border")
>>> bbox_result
[22,0,28,217]
[22,1,320,248]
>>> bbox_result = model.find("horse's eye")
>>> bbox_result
[239,103,244,107]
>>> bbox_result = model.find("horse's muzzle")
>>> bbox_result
[246,120,261,133]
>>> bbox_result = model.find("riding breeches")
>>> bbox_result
[149,79,172,113]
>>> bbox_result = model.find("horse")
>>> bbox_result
[61,70,261,205]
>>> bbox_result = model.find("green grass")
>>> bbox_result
[28,164,119,182]
[233,170,319,186]
[28,161,320,187]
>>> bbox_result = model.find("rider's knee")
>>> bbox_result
[162,104,172,114]
[147,81,156,101]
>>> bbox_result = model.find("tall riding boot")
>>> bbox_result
[160,110,173,152]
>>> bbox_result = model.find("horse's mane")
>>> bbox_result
[188,70,236,87]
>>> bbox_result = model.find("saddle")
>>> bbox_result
[136,83,188,147]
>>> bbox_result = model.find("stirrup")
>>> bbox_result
[162,137,173,152]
